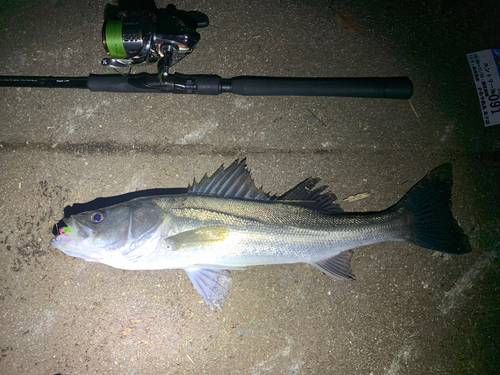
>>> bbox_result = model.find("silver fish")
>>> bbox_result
[50,159,471,309]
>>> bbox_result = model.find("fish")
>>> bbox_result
[50,159,471,309]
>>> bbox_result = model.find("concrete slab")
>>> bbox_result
[1,0,499,374]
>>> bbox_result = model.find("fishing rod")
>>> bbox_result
[0,1,413,99]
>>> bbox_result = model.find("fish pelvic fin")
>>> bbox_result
[311,250,355,281]
[397,163,471,254]
[184,268,232,310]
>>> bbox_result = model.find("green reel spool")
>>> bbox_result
[103,20,128,59]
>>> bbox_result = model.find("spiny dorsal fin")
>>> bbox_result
[277,177,343,214]
[188,159,276,201]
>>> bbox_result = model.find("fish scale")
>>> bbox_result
[154,195,404,263]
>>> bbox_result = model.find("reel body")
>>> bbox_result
[101,1,208,83]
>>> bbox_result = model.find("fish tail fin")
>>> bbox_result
[397,164,471,254]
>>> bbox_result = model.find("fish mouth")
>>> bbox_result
[50,218,103,262]
[50,217,93,248]
[63,217,88,233]
[59,217,92,238]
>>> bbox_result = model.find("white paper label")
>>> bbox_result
[467,47,500,127]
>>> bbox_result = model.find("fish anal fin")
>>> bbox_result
[184,268,232,310]
[311,250,355,281]
[166,225,230,251]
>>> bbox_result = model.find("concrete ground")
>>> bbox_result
[1,0,499,374]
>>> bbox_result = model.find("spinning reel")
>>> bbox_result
[101,0,208,84]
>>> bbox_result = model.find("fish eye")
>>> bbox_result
[90,212,104,223]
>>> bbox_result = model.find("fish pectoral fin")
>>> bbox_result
[166,225,230,251]
[184,267,233,310]
[311,250,355,281]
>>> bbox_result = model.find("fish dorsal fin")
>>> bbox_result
[277,177,343,214]
[188,159,276,201]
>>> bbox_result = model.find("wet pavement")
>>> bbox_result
[0,0,499,374]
